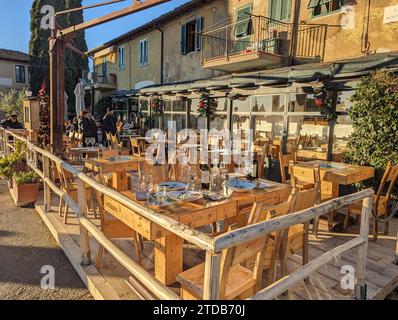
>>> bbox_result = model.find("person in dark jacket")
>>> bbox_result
[78,111,91,145]
[0,114,23,129]
[87,112,98,142]
[103,108,117,135]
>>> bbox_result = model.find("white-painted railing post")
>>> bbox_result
[203,251,222,300]
[355,195,372,300]
[77,177,92,266]
[42,156,51,212]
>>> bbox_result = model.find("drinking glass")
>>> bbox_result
[156,185,167,205]
[143,175,153,206]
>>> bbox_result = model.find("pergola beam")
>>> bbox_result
[55,0,127,16]
[58,0,171,37]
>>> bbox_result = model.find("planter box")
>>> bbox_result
[10,177,40,207]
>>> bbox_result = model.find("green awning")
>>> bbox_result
[138,52,398,96]
[320,0,332,4]
[308,0,321,8]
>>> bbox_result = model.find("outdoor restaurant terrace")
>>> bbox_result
[1,52,398,300]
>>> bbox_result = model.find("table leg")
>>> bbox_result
[112,172,128,191]
[321,180,340,231]
[154,234,184,285]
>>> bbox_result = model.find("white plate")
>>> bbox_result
[228,172,246,179]
[168,190,203,202]
[158,181,187,191]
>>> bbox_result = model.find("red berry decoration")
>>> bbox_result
[315,98,324,108]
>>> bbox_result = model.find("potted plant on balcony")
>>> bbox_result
[11,171,39,207]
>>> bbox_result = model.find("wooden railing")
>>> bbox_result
[0,127,374,300]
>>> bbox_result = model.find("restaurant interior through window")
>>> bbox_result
[139,88,354,160]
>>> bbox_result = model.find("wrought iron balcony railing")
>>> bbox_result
[201,15,327,71]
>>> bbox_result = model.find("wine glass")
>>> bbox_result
[156,185,167,206]
[142,175,153,206]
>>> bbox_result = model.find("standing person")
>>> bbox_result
[103,108,117,147]
[78,111,91,146]
[103,108,117,135]
[87,112,98,143]
[0,114,23,129]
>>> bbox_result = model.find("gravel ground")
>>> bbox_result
[0,181,92,300]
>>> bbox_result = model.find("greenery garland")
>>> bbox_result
[197,93,211,118]
[315,87,337,122]
[150,97,163,118]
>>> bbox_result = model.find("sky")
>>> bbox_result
[0,0,190,53]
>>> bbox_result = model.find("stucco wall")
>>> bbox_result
[92,0,398,90]
[94,29,162,91]
[295,0,398,62]
[0,60,29,92]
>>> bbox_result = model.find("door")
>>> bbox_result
[269,0,292,22]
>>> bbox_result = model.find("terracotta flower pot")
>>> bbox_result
[11,177,40,207]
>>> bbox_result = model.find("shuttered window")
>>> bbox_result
[309,0,342,17]
[235,5,253,37]
[181,16,204,54]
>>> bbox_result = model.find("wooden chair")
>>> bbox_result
[170,163,200,181]
[281,186,319,280]
[130,137,145,157]
[141,162,170,184]
[289,162,328,236]
[53,161,96,224]
[93,174,142,267]
[278,150,296,184]
[256,142,270,179]
[344,162,398,241]
[111,134,123,149]
[177,226,270,300]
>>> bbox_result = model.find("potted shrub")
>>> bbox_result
[0,141,27,188]
[11,171,39,207]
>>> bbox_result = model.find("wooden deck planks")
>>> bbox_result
[33,195,398,300]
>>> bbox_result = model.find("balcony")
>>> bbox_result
[201,16,327,73]
[84,73,117,91]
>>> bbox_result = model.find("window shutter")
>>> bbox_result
[181,24,187,55]
[140,41,143,65]
[144,40,148,64]
[308,0,321,8]
[195,17,203,51]
[235,6,252,37]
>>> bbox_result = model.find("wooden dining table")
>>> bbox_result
[295,160,375,200]
[85,155,145,191]
[103,179,291,285]
[295,148,345,162]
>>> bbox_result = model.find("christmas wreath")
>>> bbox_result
[197,93,211,118]
[150,96,163,118]
[314,87,337,122]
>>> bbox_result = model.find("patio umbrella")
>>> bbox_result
[64,91,68,121]
[74,79,85,116]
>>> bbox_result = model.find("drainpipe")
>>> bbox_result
[289,0,301,66]
[154,24,164,84]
